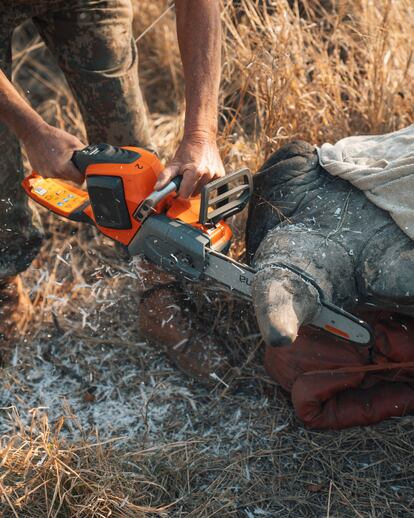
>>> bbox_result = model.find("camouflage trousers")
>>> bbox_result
[0,0,151,278]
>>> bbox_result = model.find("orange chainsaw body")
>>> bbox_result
[21,145,232,250]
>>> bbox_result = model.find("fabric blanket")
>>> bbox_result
[264,313,414,429]
[318,124,414,241]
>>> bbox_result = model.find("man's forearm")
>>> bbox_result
[0,70,46,140]
[144,0,224,197]
[175,0,221,139]
[0,69,84,183]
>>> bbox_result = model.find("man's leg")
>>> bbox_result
[0,28,44,341]
[33,0,152,147]
[0,36,43,281]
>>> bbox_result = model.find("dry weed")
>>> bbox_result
[0,409,178,517]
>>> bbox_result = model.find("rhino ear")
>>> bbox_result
[252,268,320,347]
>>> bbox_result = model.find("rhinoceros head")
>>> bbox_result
[246,141,414,347]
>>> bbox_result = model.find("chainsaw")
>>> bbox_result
[22,143,373,346]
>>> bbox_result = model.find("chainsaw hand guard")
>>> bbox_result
[199,168,253,225]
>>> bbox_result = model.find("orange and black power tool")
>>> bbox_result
[22,143,373,346]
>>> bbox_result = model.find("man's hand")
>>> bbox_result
[155,132,225,198]
[22,123,85,184]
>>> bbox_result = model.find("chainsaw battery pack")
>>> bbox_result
[25,175,90,222]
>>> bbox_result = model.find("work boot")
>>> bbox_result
[138,283,230,384]
[0,276,32,345]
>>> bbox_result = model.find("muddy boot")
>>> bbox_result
[138,283,229,384]
[0,276,32,346]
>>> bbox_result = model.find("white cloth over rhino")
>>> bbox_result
[318,124,414,241]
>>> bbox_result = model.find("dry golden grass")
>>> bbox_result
[0,409,176,517]
[1,0,414,516]
[133,0,414,171]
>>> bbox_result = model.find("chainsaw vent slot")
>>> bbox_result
[200,168,252,225]
[87,175,131,230]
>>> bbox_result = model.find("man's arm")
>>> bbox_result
[154,0,225,199]
[0,70,84,183]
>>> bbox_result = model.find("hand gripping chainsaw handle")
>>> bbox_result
[22,144,166,240]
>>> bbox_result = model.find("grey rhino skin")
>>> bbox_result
[246,141,414,346]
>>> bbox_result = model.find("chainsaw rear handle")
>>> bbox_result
[71,144,142,174]
[22,145,181,226]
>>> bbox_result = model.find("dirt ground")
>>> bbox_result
[4,228,414,517]
[1,1,414,516]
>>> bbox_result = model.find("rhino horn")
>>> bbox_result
[252,268,320,347]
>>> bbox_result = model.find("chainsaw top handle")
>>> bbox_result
[133,176,181,223]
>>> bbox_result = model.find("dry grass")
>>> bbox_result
[0,409,176,517]
[1,0,414,516]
